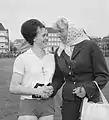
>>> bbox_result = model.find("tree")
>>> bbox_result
[10,42,17,53]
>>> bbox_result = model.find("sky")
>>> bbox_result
[0,0,109,41]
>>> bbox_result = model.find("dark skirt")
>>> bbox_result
[61,99,82,120]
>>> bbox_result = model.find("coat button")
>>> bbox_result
[69,72,71,75]
[90,95,93,98]
[74,82,76,84]
[68,66,71,68]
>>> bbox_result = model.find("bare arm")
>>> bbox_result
[9,72,42,96]
[10,55,52,98]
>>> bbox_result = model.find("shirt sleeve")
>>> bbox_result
[83,42,109,100]
[50,51,65,97]
[13,55,25,75]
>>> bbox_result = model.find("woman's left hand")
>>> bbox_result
[41,85,53,99]
[72,87,86,98]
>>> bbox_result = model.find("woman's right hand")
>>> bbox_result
[73,86,86,98]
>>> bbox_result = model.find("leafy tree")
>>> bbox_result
[10,41,17,53]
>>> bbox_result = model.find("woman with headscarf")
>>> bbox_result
[51,17,109,120]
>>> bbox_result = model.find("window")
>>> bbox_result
[0,32,5,36]
[58,38,61,41]
[54,33,57,36]
[0,37,7,42]
[48,34,51,37]
[0,43,7,48]
[0,31,8,36]
[54,38,56,41]
[48,38,51,41]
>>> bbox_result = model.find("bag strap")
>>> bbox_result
[93,81,108,104]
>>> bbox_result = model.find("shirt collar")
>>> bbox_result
[57,42,74,58]
[57,42,65,57]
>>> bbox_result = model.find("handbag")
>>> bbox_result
[81,81,109,120]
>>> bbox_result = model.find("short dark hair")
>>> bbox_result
[21,19,45,45]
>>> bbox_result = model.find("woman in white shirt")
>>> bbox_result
[9,19,55,120]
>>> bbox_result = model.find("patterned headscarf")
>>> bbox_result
[67,25,90,46]
[53,18,90,57]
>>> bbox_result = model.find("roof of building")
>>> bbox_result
[0,23,5,30]
[46,27,57,33]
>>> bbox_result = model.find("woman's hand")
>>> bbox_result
[42,85,53,99]
[35,85,53,99]
[72,87,86,98]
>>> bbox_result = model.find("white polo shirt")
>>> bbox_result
[13,48,55,99]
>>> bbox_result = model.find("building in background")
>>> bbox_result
[15,27,61,53]
[46,27,60,53]
[90,36,109,57]
[13,27,109,57]
[0,23,9,53]
[101,36,109,57]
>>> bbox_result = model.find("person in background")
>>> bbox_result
[9,19,55,120]
[52,17,109,120]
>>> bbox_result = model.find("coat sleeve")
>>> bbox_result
[83,42,109,100]
[50,52,65,97]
